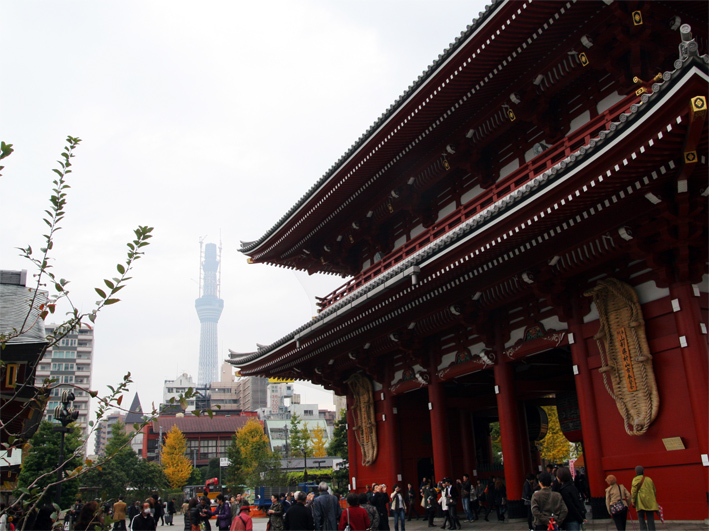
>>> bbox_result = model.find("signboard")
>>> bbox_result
[220,458,230,467]
[269,378,295,383]
[616,328,638,392]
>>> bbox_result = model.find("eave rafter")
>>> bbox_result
[232,67,709,380]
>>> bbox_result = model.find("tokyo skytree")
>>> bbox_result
[195,241,224,386]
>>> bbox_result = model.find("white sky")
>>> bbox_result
[1,1,488,424]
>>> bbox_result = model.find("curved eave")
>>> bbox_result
[239,0,510,257]
[229,56,709,374]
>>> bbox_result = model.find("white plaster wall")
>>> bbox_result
[461,184,485,205]
[438,351,457,371]
[394,234,407,249]
[499,158,520,180]
[410,224,425,239]
[504,325,526,349]
[635,280,671,304]
[438,200,457,219]
[569,110,591,135]
[597,91,624,114]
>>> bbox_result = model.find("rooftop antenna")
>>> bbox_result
[198,235,207,297]
[218,231,222,299]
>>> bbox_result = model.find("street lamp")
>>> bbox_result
[53,390,79,506]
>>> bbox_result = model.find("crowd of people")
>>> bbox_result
[0,465,662,531]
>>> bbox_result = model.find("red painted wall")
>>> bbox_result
[583,294,708,520]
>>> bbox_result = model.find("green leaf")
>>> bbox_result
[95,288,106,298]
[104,279,115,289]
[104,298,120,305]
[117,264,125,274]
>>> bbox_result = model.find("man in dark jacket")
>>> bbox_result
[284,491,314,530]
[313,482,342,531]
[131,502,157,531]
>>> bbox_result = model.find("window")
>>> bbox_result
[52,351,76,359]
[304,410,314,416]
[5,364,20,387]
[60,375,74,383]
[51,363,75,371]
[59,338,77,347]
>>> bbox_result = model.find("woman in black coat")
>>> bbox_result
[185,498,200,531]
[557,467,586,530]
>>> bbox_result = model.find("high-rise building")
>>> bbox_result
[195,242,223,386]
[233,374,268,412]
[93,411,126,456]
[36,324,94,436]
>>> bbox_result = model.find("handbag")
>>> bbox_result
[344,508,351,531]
[610,485,627,515]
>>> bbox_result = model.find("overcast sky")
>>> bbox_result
[1,1,489,428]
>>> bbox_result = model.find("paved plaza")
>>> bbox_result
[151,515,709,531]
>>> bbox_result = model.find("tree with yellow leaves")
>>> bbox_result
[310,426,327,457]
[537,406,573,464]
[161,424,192,489]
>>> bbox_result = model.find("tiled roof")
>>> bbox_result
[230,50,709,370]
[0,271,47,346]
[239,0,503,255]
[152,415,257,434]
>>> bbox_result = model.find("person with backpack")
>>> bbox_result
[531,472,567,531]
[557,467,585,530]
[215,494,232,531]
[631,466,659,531]
[229,505,252,531]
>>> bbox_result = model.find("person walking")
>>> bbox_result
[313,482,342,531]
[390,485,406,531]
[215,494,232,531]
[557,467,585,530]
[471,480,484,521]
[230,505,253,531]
[359,493,379,531]
[493,478,507,522]
[458,475,473,523]
[405,483,418,521]
[185,498,199,531]
[443,479,461,530]
[372,484,390,531]
[167,499,177,526]
[631,466,659,531]
[421,480,436,528]
[605,475,631,530]
[338,493,370,531]
[130,503,156,531]
[483,477,496,522]
[285,491,314,531]
[267,495,285,531]
[531,472,567,531]
[112,499,127,531]
[522,474,536,531]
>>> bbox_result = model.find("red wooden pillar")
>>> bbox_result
[346,395,360,490]
[568,300,605,499]
[494,360,524,502]
[428,374,451,483]
[460,409,474,475]
[381,386,401,486]
[668,282,709,491]
[517,400,534,477]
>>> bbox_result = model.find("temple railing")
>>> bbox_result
[317,92,642,311]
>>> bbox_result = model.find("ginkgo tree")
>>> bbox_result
[161,424,192,489]
[310,425,327,457]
